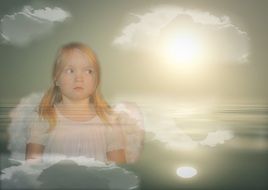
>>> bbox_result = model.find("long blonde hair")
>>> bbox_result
[38,42,112,131]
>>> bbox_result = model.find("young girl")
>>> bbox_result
[25,42,144,164]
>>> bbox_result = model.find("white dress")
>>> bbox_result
[26,103,144,163]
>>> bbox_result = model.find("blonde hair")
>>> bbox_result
[38,42,112,131]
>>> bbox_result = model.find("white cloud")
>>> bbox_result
[113,6,179,48]
[0,5,70,46]
[199,130,234,147]
[22,6,70,22]
[113,5,250,64]
[186,10,230,25]
[146,113,234,150]
[147,113,199,150]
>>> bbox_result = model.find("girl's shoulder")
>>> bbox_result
[110,102,145,163]
[110,102,143,126]
[110,102,143,128]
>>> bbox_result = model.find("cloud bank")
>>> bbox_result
[111,95,235,150]
[146,112,234,150]
[0,5,70,46]
[113,5,250,64]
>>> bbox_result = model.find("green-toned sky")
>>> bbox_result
[0,0,268,105]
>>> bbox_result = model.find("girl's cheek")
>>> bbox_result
[58,78,71,86]
[85,74,94,80]
[62,74,73,81]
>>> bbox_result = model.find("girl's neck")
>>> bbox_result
[56,100,96,122]
[61,102,90,110]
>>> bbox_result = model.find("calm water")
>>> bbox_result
[1,102,268,190]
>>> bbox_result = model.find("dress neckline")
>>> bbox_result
[54,105,98,124]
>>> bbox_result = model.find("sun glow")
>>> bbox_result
[161,31,208,70]
[170,37,199,61]
[164,33,204,67]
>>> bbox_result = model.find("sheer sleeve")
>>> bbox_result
[27,115,50,146]
[105,123,125,152]
[113,102,145,163]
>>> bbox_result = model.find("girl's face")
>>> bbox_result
[56,49,96,103]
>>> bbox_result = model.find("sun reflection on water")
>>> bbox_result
[176,166,198,178]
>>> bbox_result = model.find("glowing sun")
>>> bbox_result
[165,33,204,66]
[162,32,206,67]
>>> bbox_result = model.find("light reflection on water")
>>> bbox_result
[1,101,268,189]
[176,166,198,178]
[135,101,268,189]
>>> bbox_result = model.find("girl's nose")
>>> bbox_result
[74,71,84,81]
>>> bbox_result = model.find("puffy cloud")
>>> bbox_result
[146,113,234,150]
[0,5,70,46]
[199,130,234,147]
[22,6,71,22]
[113,5,250,64]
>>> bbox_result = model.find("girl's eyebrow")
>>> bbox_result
[63,65,73,69]
[83,65,94,69]
[64,64,93,68]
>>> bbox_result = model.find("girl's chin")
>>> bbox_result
[63,95,90,102]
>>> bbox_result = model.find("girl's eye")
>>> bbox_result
[66,68,74,74]
[85,69,93,74]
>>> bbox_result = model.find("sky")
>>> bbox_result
[0,0,268,105]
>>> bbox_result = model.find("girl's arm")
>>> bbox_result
[25,143,44,161]
[106,149,126,164]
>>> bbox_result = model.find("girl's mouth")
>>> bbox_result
[74,87,83,90]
